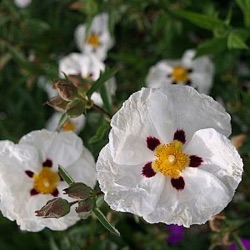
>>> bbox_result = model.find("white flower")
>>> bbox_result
[146,50,214,94]
[14,0,31,8]
[0,130,96,231]
[59,52,116,106]
[96,85,243,227]
[46,112,86,134]
[75,13,114,61]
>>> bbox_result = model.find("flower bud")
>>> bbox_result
[75,198,95,219]
[46,96,68,112]
[54,79,78,101]
[66,99,85,118]
[63,182,93,200]
[35,198,70,219]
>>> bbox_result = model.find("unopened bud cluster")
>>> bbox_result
[46,75,94,118]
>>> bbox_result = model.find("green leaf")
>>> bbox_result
[93,208,120,237]
[86,67,118,98]
[175,10,227,30]
[100,83,114,114]
[227,30,249,49]
[58,165,75,185]
[89,122,110,144]
[232,234,246,250]
[56,113,68,132]
[236,0,250,27]
[196,37,227,57]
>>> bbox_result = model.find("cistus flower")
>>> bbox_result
[46,112,86,134]
[96,85,243,227]
[145,50,214,94]
[167,225,185,245]
[74,13,114,61]
[0,130,96,231]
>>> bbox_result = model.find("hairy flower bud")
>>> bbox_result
[35,198,70,219]
[54,79,78,101]
[66,99,85,118]
[46,96,68,112]
[75,198,95,219]
[63,182,93,200]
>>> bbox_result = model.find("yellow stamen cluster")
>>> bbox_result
[152,140,189,178]
[172,66,189,82]
[33,167,60,194]
[87,33,101,49]
[63,121,76,131]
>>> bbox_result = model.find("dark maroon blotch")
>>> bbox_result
[25,170,34,178]
[189,155,203,167]
[43,159,53,168]
[142,162,156,178]
[52,188,59,197]
[171,177,185,190]
[147,136,160,151]
[30,188,39,196]
[173,129,186,144]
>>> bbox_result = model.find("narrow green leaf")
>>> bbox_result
[175,10,227,30]
[93,208,120,237]
[56,113,68,132]
[89,122,110,144]
[100,83,114,114]
[232,234,246,250]
[95,195,104,208]
[196,37,227,57]
[227,30,249,49]
[58,165,75,185]
[86,67,118,98]
[236,0,250,27]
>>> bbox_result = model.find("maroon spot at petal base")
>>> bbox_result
[30,188,39,196]
[171,177,185,190]
[189,155,203,167]
[52,188,59,197]
[25,170,34,178]
[173,129,186,144]
[43,159,53,168]
[147,136,160,151]
[142,162,156,178]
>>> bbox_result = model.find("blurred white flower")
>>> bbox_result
[75,13,114,61]
[14,0,31,8]
[46,113,86,134]
[96,85,243,227]
[0,130,96,231]
[146,50,214,94]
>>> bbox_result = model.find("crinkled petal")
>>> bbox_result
[97,144,166,217]
[148,86,231,143]
[184,128,243,191]
[110,88,162,165]
[144,167,233,227]
[19,130,83,168]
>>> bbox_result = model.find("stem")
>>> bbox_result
[92,104,112,121]
[232,233,246,250]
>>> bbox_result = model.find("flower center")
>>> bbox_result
[33,167,60,194]
[87,33,101,48]
[152,141,190,178]
[172,66,189,82]
[62,121,75,131]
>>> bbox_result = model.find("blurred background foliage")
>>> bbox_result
[0,0,250,249]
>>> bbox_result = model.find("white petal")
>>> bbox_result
[74,24,86,53]
[144,167,234,227]
[66,146,96,189]
[145,60,175,88]
[37,76,57,99]
[14,0,31,8]
[110,88,161,165]
[46,112,86,134]
[97,144,166,217]
[58,53,105,80]
[184,128,243,191]
[153,85,231,141]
